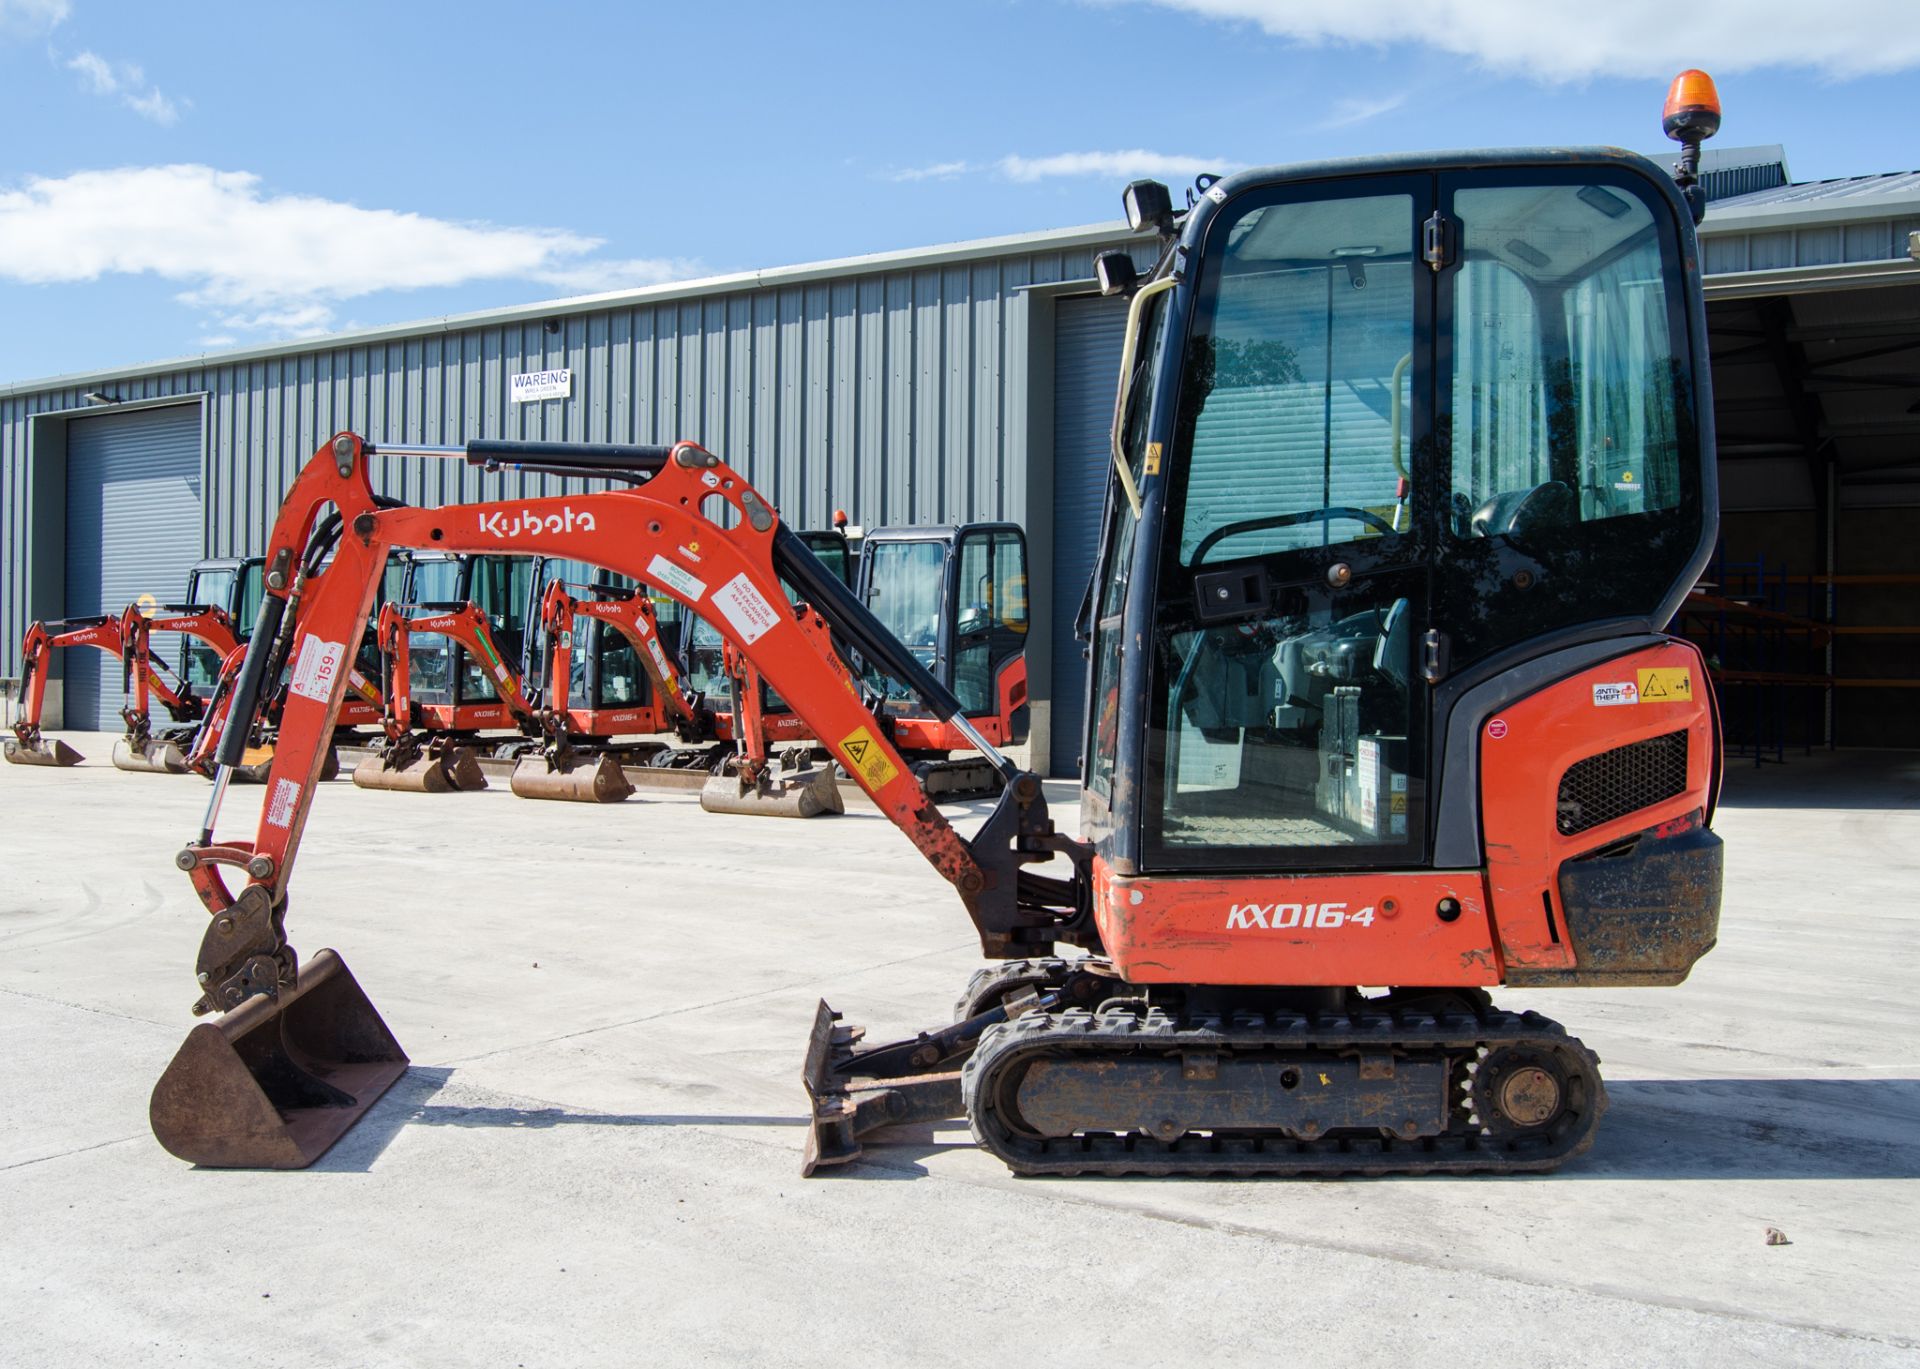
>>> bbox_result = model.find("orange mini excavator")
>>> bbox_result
[113,603,242,773]
[508,574,704,801]
[151,75,1729,1178]
[6,601,237,771]
[350,598,535,794]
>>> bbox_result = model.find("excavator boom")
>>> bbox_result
[153,433,1075,1167]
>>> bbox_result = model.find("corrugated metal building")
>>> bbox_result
[5,146,1919,765]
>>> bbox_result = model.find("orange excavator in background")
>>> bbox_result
[178,554,397,783]
[853,523,1030,796]
[351,598,536,794]
[149,73,1729,1180]
[515,575,705,801]
[5,600,238,771]
[112,603,241,773]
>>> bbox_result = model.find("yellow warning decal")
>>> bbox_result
[839,726,899,790]
[1144,442,1163,476]
[1636,667,1693,702]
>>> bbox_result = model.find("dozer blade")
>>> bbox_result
[800,1000,962,1176]
[111,736,190,775]
[3,736,84,767]
[351,745,486,794]
[508,752,633,803]
[149,947,408,1169]
[699,763,844,819]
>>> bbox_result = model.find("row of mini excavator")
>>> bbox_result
[343,528,1030,811]
[7,526,1032,821]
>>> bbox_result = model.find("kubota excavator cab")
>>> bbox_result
[855,523,1030,792]
[399,551,540,729]
[177,558,265,694]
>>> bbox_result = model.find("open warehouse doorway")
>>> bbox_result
[1690,242,1920,761]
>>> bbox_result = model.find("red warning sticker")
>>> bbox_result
[1487,718,1508,740]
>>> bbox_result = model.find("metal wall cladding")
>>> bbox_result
[0,239,1144,676]
[1702,215,1920,275]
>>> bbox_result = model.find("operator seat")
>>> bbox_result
[1469,480,1577,540]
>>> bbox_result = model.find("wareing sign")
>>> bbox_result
[510,369,572,403]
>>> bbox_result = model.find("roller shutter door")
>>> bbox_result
[1049,295,1127,777]
[63,406,203,730]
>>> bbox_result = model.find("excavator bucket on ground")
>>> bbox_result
[112,736,190,774]
[508,751,633,803]
[700,758,844,819]
[149,948,408,1169]
[3,734,84,767]
[351,742,485,793]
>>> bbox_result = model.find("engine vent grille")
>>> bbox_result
[1556,730,1690,836]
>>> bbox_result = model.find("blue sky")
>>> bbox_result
[2,0,1916,384]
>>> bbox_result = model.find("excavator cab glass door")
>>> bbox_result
[180,562,238,691]
[462,554,536,704]
[1150,182,1428,865]
[403,553,464,707]
[178,558,264,689]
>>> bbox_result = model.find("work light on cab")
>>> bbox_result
[1123,178,1175,236]
[1663,68,1721,223]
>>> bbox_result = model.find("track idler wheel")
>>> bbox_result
[150,948,408,1169]
[3,734,84,767]
[112,736,191,774]
[508,752,633,803]
[700,760,843,819]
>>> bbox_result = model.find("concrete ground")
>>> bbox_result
[2,738,1917,1367]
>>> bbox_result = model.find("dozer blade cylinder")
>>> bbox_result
[699,763,844,819]
[508,753,633,803]
[149,947,408,1169]
[3,736,85,767]
[111,736,191,775]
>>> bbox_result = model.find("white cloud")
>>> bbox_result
[889,160,974,183]
[65,49,180,124]
[1126,0,1920,81]
[891,150,1237,186]
[530,256,707,294]
[1318,92,1407,129]
[0,165,706,339]
[0,0,68,37]
[997,150,1239,183]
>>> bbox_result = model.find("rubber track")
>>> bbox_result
[962,1003,1606,1177]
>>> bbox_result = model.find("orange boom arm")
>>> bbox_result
[177,434,1081,1015]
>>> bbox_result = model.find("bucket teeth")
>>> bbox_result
[3,735,85,767]
[699,762,843,819]
[509,752,633,803]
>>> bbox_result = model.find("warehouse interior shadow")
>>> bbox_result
[306,1069,1920,1181]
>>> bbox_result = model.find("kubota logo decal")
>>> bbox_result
[1226,902,1375,930]
[478,506,597,539]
